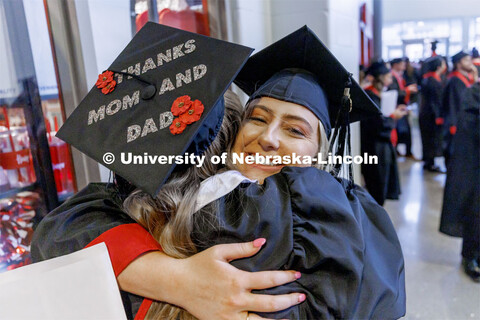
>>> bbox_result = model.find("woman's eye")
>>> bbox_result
[289,128,306,137]
[248,117,266,123]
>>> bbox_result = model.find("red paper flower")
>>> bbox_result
[96,70,114,89]
[170,118,187,135]
[179,99,204,124]
[101,80,116,95]
[171,95,192,116]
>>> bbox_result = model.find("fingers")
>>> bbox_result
[211,238,266,262]
[245,292,306,313]
[246,270,300,290]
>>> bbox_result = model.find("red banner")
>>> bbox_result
[0,149,32,169]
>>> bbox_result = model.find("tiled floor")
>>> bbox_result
[384,137,480,319]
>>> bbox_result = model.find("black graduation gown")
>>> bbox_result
[360,89,401,205]
[31,184,155,319]
[388,72,412,152]
[32,178,406,319]
[403,69,420,103]
[440,83,480,249]
[419,76,444,162]
[441,74,470,162]
[194,167,406,320]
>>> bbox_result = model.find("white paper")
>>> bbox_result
[381,90,398,117]
[0,243,127,320]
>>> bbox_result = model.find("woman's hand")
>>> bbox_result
[118,239,304,320]
[406,83,418,94]
[390,105,408,120]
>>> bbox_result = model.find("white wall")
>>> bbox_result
[75,0,132,182]
[383,0,480,23]
[228,0,363,181]
[0,2,20,100]
[23,0,58,97]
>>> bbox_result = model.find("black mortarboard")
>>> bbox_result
[56,22,252,196]
[451,51,469,64]
[424,56,443,72]
[234,26,380,137]
[389,57,405,66]
[366,60,390,78]
[472,47,479,59]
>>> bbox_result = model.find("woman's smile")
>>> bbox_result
[232,97,319,183]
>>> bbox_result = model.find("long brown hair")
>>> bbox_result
[124,90,243,319]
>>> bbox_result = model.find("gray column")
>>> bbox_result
[373,0,382,59]
[44,0,101,189]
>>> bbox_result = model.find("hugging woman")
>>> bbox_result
[32,24,405,320]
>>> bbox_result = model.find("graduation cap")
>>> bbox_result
[471,47,479,59]
[389,57,405,66]
[451,51,469,65]
[234,25,381,138]
[56,22,253,196]
[424,56,443,72]
[366,60,390,78]
[234,26,380,186]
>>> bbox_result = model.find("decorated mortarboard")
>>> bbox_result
[451,51,469,64]
[56,22,253,196]
[366,60,390,78]
[234,25,380,137]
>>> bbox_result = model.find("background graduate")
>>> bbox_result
[388,57,419,159]
[440,82,480,282]
[419,56,447,173]
[441,51,475,165]
[361,60,407,205]
[472,47,480,75]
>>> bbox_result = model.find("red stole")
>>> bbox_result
[423,72,441,82]
[448,71,472,88]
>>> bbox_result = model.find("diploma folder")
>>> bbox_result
[0,243,127,320]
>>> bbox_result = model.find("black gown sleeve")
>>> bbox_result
[31,183,161,320]
[361,92,395,144]
[388,77,407,105]
[441,83,480,237]
[431,79,443,119]
[31,183,135,262]
[441,77,467,127]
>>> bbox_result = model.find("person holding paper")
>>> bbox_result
[361,60,408,206]
[388,57,418,159]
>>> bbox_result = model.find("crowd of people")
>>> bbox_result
[359,48,480,283]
